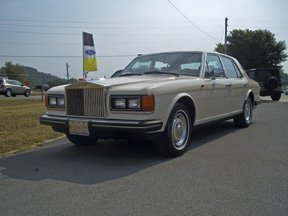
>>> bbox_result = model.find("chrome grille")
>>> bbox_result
[66,87,106,117]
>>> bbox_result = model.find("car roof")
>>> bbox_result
[246,68,279,71]
[135,51,236,60]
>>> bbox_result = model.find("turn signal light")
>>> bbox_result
[142,96,154,112]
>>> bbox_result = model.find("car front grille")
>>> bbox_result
[66,85,106,117]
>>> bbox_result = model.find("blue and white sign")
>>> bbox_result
[85,49,96,55]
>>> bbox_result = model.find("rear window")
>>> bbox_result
[6,80,16,85]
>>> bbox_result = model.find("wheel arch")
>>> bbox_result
[5,88,12,92]
[163,93,196,130]
[246,90,255,106]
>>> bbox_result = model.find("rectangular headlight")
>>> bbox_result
[47,96,65,107]
[57,97,65,106]
[49,97,57,106]
[111,96,153,112]
[114,98,126,109]
[127,98,140,109]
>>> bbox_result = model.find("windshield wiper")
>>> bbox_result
[119,72,142,77]
[144,71,179,77]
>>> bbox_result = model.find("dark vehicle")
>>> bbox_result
[284,87,288,95]
[0,77,31,97]
[246,68,282,101]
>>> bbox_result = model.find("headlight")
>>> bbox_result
[57,97,65,106]
[114,98,126,109]
[46,95,65,107]
[127,98,140,109]
[110,96,154,111]
[49,97,57,106]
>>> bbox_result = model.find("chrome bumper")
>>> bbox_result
[40,114,163,135]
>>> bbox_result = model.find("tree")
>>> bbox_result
[0,61,27,82]
[215,29,287,69]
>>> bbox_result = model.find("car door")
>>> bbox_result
[15,80,26,94]
[220,55,247,112]
[203,53,232,119]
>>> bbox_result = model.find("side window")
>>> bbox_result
[15,81,23,86]
[246,71,255,80]
[7,80,16,85]
[232,61,243,78]
[206,54,225,78]
[220,56,238,78]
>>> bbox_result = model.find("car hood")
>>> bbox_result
[47,75,200,94]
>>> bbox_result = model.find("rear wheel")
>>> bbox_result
[265,77,278,90]
[271,92,281,101]
[5,89,12,97]
[66,134,97,145]
[154,103,191,157]
[234,98,253,128]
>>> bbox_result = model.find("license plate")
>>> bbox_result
[69,120,89,136]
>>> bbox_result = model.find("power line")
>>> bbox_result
[0,55,136,58]
[0,23,212,29]
[0,30,79,35]
[0,30,222,36]
[166,0,218,41]
[0,42,80,45]
[0,18,222,24]
[0,37,217,47]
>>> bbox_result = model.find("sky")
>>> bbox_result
[0,0,287,80]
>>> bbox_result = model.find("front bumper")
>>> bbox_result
[40,114,163,137]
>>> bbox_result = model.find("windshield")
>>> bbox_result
[121,52,202,77]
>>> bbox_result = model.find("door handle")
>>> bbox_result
[243,83,248,86]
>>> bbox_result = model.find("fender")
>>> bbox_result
[161,93,196,130]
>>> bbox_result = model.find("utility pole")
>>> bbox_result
[66,62,70,80]
[224,17,228,54]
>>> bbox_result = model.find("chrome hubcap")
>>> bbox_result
[244,101,252,123]
[171,111,189,150]
[6,90,11,97]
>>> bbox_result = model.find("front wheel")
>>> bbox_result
[234,98,253,128]
[154,103,191,157]
[24,89,31,97]
[66,134,97,146]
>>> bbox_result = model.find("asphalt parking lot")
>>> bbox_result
[0,100,287,216]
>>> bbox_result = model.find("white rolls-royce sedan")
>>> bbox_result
[40,51,261,157]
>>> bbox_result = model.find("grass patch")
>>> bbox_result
[0,99,63,158]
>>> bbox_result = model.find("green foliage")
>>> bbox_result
[24,66,77,88]
[215,29,287,69]
[0,61,27,82]
[1,62,77,88]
